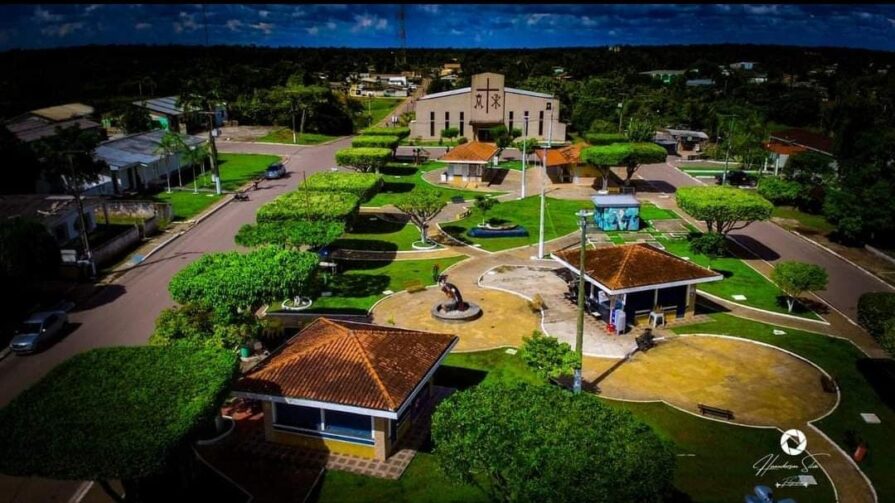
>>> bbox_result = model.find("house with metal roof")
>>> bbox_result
[4,102,102,144]
[232,318,458,461]
[132,96,227,134]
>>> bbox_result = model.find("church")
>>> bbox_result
[409,72,567,143]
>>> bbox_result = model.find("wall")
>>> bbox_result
[410,92,469,140]
[95,200,173,224]
[261,401,380,459]
[91,225,140,266]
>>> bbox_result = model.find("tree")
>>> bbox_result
[0,346,236,502]
[490,124,521,160]
[335,147,392,173]
[580,143,626,191]
[270,77,329,144]
[519,331,580,380]
[624,116,656,142]
[757,177,802,205]
[584,132,628,145]
[119,106,153,134]
[689,232,728,271]
[440,127,459,146]
[676,186,773,235]
[620,142,667,186]
[0,127,43,194]
[155,130,187,190]
[431,383,675,503]
[473,194,499,226]
[177,141,209,192]
[178,78,223,194]
[856,292,895,339]
[771,261,828,313]
[0,218,60,283]
[235,220,345,249]
[394,189,447,245]
[168,246,319,320]
[782,151,835,186]
[150,303,259,349]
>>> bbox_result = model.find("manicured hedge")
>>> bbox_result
[257,190,361,223]
[351,135,400,149]
[299,171,383,201]
[585,133,629,145]
[857,292,895,339]
[361,126,410,139]
[0,346,236,481]
[335,147,393,173]
[235,220,345,249]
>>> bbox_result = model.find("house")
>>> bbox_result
[232,318,458,461]
[552,243,722,330]
[659,128,710,159]
[763,128,835,176]
[0,194,98,246]
[411,72,567,143]
[729,61,758,70]
[440,62,462,77]
[92,130,206,195]
[534,144,602,185]
[438,141,499,185]
[640,70,685,84]
[132,96,227,134]
[4,103,102,144]
[685,79,715,87]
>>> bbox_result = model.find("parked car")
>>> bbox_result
[265,162,287,180]
[9,311,68,354]
[716,169,757,187]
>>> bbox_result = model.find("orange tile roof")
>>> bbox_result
[770,128,833,154]
[535,144,582,167]
[233,318,457,412]
[553,243,721,292]
[440,141,499,163]
[763,141,807,156]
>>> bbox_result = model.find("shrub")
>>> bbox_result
[585,132,629,145]
[676,186,773,235]
[857,292,895,339]
[757,177,803,205]
[360,126,410,139]
[351,135,400,150]
[457,136,468,144]
[257,190,360,223]
[235,220,345,249]
[519,331,580,379]
[335,147,392,173]
[299,171,383,201]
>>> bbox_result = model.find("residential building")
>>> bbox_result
[0,194,98,246]
[410,72,567,143]
[232,318,458,461]
[685,79,715,87]
[729,61,758,70]
[657,128,710,159]
[440,62,462,77]
[132,96,227,134]
[534,144,602,185]
[640,70,686,84]
[763,128,835,175]
[4,103,102,144]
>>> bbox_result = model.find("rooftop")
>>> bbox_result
[419,86,554,101]
[769,128,833,155]
[592,194,641,208]
[763,141,808,156]
[0,194,100,223]
[553,243,722,294]
[5,116,101,143]
[132,96,199,117]
[440,141,499,164]
[664,129,710,140]
[29,103,94,122]
[233,318,457,413]
[94,129,205,169]
[535,144,582,167]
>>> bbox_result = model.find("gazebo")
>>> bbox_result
[552,243,722,330]
[439,141,499,184]
[232,318,458,461]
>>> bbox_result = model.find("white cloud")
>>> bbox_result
[326,21,337,30]
[449,29,463,36]
[418,5,440,14]
[744,5,778,16]
[306,26,319,35]
[259,10,270,18]
[526,13,553,26]
[41,22,84,37]
[173,11,199,34]
[352,14,389,33]
[226,19,243,32]
[376,18,388,30]
[84,4,101,15]
[135,22,152,30]
[250,22,274,35]
[292,8,305,18]
[33,7,63,23]
[889,17,895,27]
[581,16,598,27]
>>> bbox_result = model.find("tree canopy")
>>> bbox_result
[32,124,108,195]
[0,218,60,282]
[431,382,675,503]
[519,331,580,380]
[351,135,400,150]
[676,186,773,235]
[235,220,345,249]
[335,147,392,173]
[257,190,360,223]
[585,133,628,145]
[394,189,446,244]
[0,346,236,490]
[360,126,410,139]
[771,261,828,312]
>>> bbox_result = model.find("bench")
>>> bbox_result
[698,403,734,420]
[404,280,426,293]
[821,375,837,393]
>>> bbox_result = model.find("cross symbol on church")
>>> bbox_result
[476,78,500,113]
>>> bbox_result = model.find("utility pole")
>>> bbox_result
[63,152,96,279]
[573,209,592,394]
[618,94,627,133]
[537,111,553,259]
[291,100,297,144]
[721,114,736,186]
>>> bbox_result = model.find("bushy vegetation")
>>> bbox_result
[676,186,773,235]
[360,126,410,139]
[351,135,400,150]
[235,220,345,249]
[585,132,627,145]
[257,190,361,223]
[299,172,383,201]
[335,147,393,173]
[757,177,803,205]
[519,331,580,380]
[857,292,895,340]
[771,261,828,312]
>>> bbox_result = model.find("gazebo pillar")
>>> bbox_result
[684,284,697,318]
[373,417,391,461]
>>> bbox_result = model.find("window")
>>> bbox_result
[523,111,529,136]
[508,111,514,133]
[546,102,552,111]
[444,111,450,131]
[430,111,435,137]
[323,410,373,440]
[274,403,320,431]
[459,112,464,136]
[539,110,544,136]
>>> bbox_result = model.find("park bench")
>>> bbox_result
[404,280,426,293]
[821,375,837,393]
[698,403,734,420]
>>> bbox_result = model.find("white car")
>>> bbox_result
[9,311,68,354]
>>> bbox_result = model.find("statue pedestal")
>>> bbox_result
[431,302,483,323]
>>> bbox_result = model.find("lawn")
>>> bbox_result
[315,347,836,502]
[195,153,281,191]
[152,190,224,221]
[440,196,592,252]
[639,202,679,221]
[657,236,821,319]
[273,256,466,315]
[364,162,500,208]
[673,313,895,502]
[772,206,836,235]
[257,128,341,145]
[354,97,405,128]
[331,216,422,252]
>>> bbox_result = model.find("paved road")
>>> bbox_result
[639,160,894,321]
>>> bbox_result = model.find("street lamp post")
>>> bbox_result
[721,114,736,186]
[573,209,593,394]
[62,151,96,279]
[537,111,553,259]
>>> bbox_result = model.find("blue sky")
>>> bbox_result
[2,4,894,52]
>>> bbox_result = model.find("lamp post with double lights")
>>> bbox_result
[573,209,593,394]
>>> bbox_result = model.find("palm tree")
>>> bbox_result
[154,131,186,192]
[178,78,223,195]
[179,142,209,194]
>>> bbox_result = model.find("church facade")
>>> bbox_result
[410,73,567,143]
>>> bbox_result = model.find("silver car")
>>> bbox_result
[9,311,68,354]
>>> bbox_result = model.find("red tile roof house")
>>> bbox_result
[763,128,835,176]
[232,318,458,461]
[438,141,499,185]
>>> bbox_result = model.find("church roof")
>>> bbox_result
[440,141,499,164]
[420,86,554,101]
[233,318,457,413]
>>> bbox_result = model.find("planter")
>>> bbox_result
[468,225,530,238]
[195,415,236,446]
[281,296,313,311]
[477,221,519,231]
[412,240,440,250]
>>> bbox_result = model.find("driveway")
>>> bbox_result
[638,160,894,322]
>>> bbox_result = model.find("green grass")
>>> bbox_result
[331,216,423,252]
[673,313,895,502]
[497,160,525,171]
[152,190,224,221]
[657,237,821,319]
[679,162,743,170]
[441,196,592,252]
[195,153,281,191]
[639,202,679,221]
[364,162,500,207]
[257,128,340,145]
[276,256,466,314]
[355,97,405,128]
[772,206,836,235]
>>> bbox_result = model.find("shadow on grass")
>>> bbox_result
[856,359,895,410]
[434,365,489,390]
[379,181,416,195]
[351,216,408,234]
[331,239,399,252]
[324,274,391,297]
[440,225,473,245]
[381,165,418,176]
[774,295,827,316]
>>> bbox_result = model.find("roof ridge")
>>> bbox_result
[611,245,638,288]
[346,328,398,410]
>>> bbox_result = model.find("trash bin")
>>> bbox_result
[614,309,627,335]
[239,346,251,358]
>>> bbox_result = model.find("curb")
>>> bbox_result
[697,290,830,325]
[191,193,236,226]
[0,347,10,362]
[789,230,895,291]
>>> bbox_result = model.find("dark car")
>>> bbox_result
[265,162,286,180]
[716,169,757,187]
